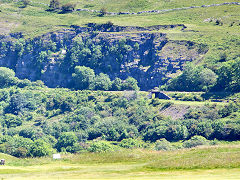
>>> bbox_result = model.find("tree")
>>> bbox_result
[167,64,217,92]
[30,139,53,157]
[112,78,122,91]
[55,132,78,151]
[199,68,217,91]
[216,58,240,92]
[0,67,17,88]
[91,73,112,90]
[72,66,95,90]
[122,77,139,90]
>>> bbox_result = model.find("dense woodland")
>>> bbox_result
[0,67,239,157]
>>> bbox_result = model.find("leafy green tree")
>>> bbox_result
[30,139,53,157]
[72,66,95,90]
[91,73,112,90]
[199,68,218,91]
[167,64,217,91]
[122,77,139,90]
[0,67,18,88]
[112,78,122,91]
[217,58,240,92]
[56,132,78,151]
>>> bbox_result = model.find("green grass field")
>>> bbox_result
[1,145,240,179]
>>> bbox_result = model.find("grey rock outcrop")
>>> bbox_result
[0,24,208,90]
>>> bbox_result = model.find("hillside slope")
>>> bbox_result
[0,0,239,89]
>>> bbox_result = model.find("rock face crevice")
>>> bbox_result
[0,24,208,90]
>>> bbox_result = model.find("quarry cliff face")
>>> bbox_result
[0,24,208,90]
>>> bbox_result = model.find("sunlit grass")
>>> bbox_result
[1,146,240,179]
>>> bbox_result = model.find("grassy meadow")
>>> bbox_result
[1,145,240,179]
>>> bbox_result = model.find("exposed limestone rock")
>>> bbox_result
[0,24,208,90]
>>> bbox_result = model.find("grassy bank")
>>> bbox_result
[1,145,240,179]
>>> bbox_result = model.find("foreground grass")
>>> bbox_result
[1,145,240,179]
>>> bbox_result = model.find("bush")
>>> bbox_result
[155,138,174,151]
[4,114,22,128]
[91,73,112,90]
[119,138,146,149]
[72,66,95,90]
[61,3,76,13]
[56,132,78,152]
[122,77,139,91]
[183,135,209,148]
[88,141,116,152]
[167,64,217,92]
[18,0,30,8]
[30,139,54,157]
[0,67,18,88]
[99,7,107,17]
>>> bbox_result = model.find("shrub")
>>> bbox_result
[99,7,107,17]
[183,135,209,148]
[119,138,146,149]
[61,3,76,13]
[88,141,115,152]
[112,78,123,91]
[18,0,30,8]
[4,114,22,128]
[122,77,139,91]
[30,139,54,157]
[91,73,112,90]
[155,138,174,151]
[72,66,95,90]
[49,0,60,10]
[0,67,18,88]
[56,132,78,152]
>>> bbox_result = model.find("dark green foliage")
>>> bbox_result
[49,0,60,10]
[119,138,146,149]
[92,73,112,90]
[167,64,217,92]
[112,78,123,91]
[122,77,139,91]
[72,66,95,90]
[55,132,78,152]
[30,139,53,157]
[216,58,240,92]
[0,87,239,157]
[3,114,22,128]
